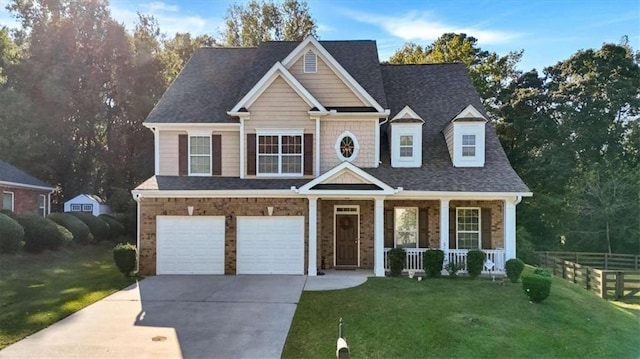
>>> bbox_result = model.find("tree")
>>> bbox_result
[388,42,426,64]
[162,33,216,83]
[222,0,316,47]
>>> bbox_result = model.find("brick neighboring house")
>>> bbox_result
[132,37,532,276]
[0,161,55,216]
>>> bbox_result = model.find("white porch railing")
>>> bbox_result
[384,248,506,274]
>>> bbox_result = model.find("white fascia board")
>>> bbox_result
[452,104,488,122]
[281,37,385,113]
[145,123,240,132]
[131,189,299,199]
[230,62,325,112]
[391,105,424,122]
[0,181,55,191]
[321,111,390,120]
[298,161,395,193]
[392,191,533,199]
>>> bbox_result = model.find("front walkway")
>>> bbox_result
[304,269,372,291]
[0,276,306,359]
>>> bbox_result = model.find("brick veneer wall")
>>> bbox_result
[318,199,375,270]
[138,197,308,275]
[0,185,48,215]
[384,200,504,249]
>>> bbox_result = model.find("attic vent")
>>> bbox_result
[304,50,317,73]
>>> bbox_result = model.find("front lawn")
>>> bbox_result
[284,271,640,358]
[0,242,136,349]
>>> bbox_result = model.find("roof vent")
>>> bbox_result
[304,50,317,73]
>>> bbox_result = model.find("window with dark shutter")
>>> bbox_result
[247,133,256,175]
[481,208,492,249]
[212,135,222,176]
[384,209,394,248]
[178,134,188,176]
[304,133,313,175]
[419,208,429,248]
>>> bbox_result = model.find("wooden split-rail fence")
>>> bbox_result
[536,251,640,300]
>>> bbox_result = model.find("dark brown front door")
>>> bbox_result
[336,214,358,266]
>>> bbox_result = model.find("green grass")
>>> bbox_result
[284,270,640,359]
[0,242,136,349]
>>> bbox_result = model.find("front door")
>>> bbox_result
[335,213,358,266]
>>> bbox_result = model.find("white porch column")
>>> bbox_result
[374,197,385,277]
[440,199,450,258]
[504,199,517,260]
[308,197,318,276]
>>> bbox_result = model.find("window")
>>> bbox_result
[399,135,413,157]
[462,134,476,157]
[82,204,93,213]
[335,131,360,162]
[70,204,82,212]
[457,208,480,249]
[3,192,14,211]
[257,135,303,175]
[394,207,418,248]
[189,136,211,175]
[303,50,317,73]
[38,195,46,217]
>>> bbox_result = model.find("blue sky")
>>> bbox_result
[1,0,639,71]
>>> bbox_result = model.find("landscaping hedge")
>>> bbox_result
[466,250,485,279]
[113,243,137,276]
[0,213,24,253]
[505,258,525,283]
[522,274,552,303]
[55,223,74,244]
[99,214,125,241]
[48,212,92,244]
[15,213,63,252]
[69,212,110,242]
[387,248,406,277]
[424,250,445,278]
[0,209,16,218]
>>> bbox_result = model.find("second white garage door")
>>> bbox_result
[236,216,305,275]
[156,216,225,275]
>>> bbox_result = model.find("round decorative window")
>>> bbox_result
[340,136,355,159]
[335,131,360,162]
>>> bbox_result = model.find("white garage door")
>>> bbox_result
[156,216,225,275]
[236,216,305,275]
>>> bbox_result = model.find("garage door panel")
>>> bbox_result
[237,216,304,275]
[156,216,225,275]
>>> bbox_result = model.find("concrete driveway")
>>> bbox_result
[0,275,306,359]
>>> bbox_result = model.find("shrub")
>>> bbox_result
[533,267,552,277]
[99,214,125,241]
[423,250,445,278]
[0,209,15,218]
[522,274,552,303]
[387,248,406,277]
[0,213,24,253]
[47,212,92,244]
[55,224,74,244]
[445,260,464,278]
[466,250,485,279]
[505,258,525,283]
[15,213,63,252]
[113,243,137,276]
[70,212,110,242]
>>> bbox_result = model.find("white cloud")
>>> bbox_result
[340,8,523,45]
[140,2,179,13]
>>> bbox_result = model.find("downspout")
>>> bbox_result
[134,193,142,274]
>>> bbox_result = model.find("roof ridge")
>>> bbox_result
[381,62,466,66]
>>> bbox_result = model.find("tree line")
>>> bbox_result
[0,0,638,254]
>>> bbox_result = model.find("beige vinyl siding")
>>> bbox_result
[320,119,377,172]
[443,123,454,160]
[158,131,181,175]
[289,54,365,107]
[219,131,240,176]
[326,171,368,184]
[246,77,315,132]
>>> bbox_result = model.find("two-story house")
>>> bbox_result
[132,37,531,276]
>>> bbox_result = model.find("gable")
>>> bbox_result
[298,162,395,194]
[288,47,365,107]
[248,76,311,117]
[325,171,369,184]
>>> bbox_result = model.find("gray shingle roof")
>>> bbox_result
[138,42,528,194]
[0,161,54,189]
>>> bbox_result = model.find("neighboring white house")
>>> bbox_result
[64,194,110,216]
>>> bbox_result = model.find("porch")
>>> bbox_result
[383,248,506,274]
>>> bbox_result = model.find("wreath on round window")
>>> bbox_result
[339,216,353,230]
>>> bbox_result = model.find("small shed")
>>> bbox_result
[64,194,111,216]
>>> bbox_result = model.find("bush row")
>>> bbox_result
[0,210,131,254]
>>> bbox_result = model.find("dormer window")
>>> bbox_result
[304,50,317,73]
[399,136,414,157]
[390,105,424,168]
[462,135,476,157]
